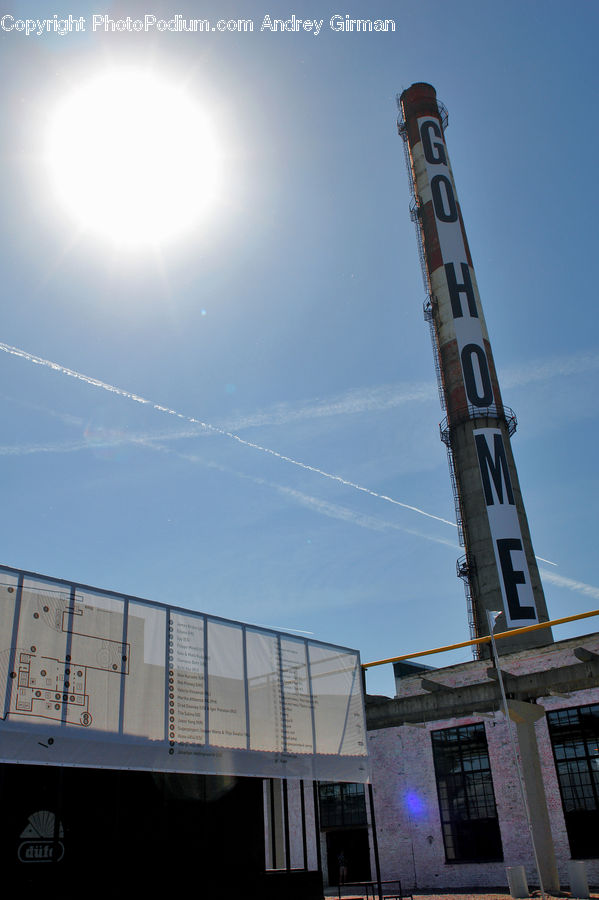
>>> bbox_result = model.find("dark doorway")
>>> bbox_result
[0,763,265,895]
[325,828,371,886]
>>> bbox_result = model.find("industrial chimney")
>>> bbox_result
[398,83,552,654]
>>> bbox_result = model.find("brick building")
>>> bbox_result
[350,630,599,891]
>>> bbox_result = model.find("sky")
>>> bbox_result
[0,0,598,697]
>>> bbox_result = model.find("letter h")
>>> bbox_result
[445,262,477,319]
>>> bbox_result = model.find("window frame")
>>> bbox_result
[318,782,368,829]
[431,722,503,864]
[546,703,599,859]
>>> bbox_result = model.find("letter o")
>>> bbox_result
[431,174,457,223]
[461,343,493,407]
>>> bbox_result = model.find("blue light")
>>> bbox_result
[405,791,426,817]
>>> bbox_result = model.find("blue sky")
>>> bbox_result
[0,0,598,696]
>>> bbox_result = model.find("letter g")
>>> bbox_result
[420,120,447,165]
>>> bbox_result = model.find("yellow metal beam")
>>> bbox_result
[362,608,599,669]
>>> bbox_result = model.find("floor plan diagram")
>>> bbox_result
[2,584,129,729]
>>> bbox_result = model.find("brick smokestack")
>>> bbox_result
[398,83,552,654]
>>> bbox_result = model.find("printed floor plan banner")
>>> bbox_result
[0,565,369,782]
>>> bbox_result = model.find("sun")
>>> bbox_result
[44,68,220,248]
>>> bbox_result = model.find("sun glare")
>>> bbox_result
[44,68,220,248]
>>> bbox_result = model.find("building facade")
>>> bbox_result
[365,631,599,890]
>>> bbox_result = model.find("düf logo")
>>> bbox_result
[18,810,65,863]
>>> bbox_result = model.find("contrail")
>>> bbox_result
[0,341,456,528]
[501,350,599,390]
[535,555,558,567]
[251,623,315,635]
[154,438,462,549]
[540,569,599,602]
[0,433,561,564]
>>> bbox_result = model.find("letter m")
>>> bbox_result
[474,430,515,506]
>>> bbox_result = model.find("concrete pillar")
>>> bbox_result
[568,860,589,899]
[506,865,529,898]
[507,700,559,892]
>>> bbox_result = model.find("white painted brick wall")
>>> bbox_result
[367,633,599,889]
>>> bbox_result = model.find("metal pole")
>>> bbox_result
[300,779,308,870]
[367,782,382,900]
[362,605,599,669]
[283,778,291,871]
[269,778,277,869]
[312,782,324,896]
[487,611,546,900]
